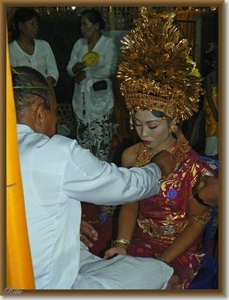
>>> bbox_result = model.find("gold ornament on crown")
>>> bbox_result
[118,7,203,124]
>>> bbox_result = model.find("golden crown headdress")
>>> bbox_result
[118,7,203,124]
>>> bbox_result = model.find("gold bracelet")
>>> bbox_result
[154,253,171,267]
[111,238,130,248]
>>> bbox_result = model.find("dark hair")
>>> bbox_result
[80,8,105,30]
[133,110,168,121]
[12,7,41,39]
[151,110,166,118]
[12,66,51,121]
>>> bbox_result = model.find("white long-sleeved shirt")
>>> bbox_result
[66,35,118,122]
[17,124,161,289]
[9,39,59,85]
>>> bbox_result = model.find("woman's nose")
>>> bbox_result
[141,126,148,137]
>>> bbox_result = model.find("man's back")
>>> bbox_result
[18,124,81,289]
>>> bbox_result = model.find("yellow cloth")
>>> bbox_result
[6,36,35,288]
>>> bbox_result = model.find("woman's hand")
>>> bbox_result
[73,61,86,74]
[75,71,86,84]
[103,245,128,259]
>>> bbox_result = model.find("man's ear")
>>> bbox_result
[33,100,46,129]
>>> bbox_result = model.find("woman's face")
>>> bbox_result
[134,110,171,151]
[19,16,38,40]
[80,15,98,39]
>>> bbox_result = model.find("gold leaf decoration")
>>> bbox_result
[118,7,203,123]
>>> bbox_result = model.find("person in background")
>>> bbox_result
[66,8,118,163]
[66,8,118,217]
[203,47,218,159]
[104,8,217,289]
[12,65,181,289]
[9,7,59,87]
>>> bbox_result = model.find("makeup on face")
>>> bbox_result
[134,110,173,151]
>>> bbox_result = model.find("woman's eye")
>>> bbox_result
[149,123,158,128]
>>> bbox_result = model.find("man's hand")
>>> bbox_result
[198,176,219,207]
[151,150,176,176]
[80,219,98,248]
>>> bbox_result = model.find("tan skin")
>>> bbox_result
[104,110,210,268]
[72,15,102,84]
[16,17,56,87]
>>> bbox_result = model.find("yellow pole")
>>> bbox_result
[6,33,35,289]
[109,6,115,30]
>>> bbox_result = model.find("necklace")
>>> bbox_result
[135,128,190,170]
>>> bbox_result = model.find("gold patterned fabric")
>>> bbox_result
[137,215,189,237]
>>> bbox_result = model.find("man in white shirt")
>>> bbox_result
[12,66,180,289]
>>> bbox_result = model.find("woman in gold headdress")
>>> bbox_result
[104,8,216,289]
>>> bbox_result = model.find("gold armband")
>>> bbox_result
[190,208,212,225]
[154,253,171,267]
[111,238,130,248]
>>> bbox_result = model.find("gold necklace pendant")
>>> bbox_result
[135,129,190,170]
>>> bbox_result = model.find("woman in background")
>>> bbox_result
[9,7,59,87]
[66,8,118,163]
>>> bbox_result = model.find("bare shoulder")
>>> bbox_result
[121,142,141,168]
